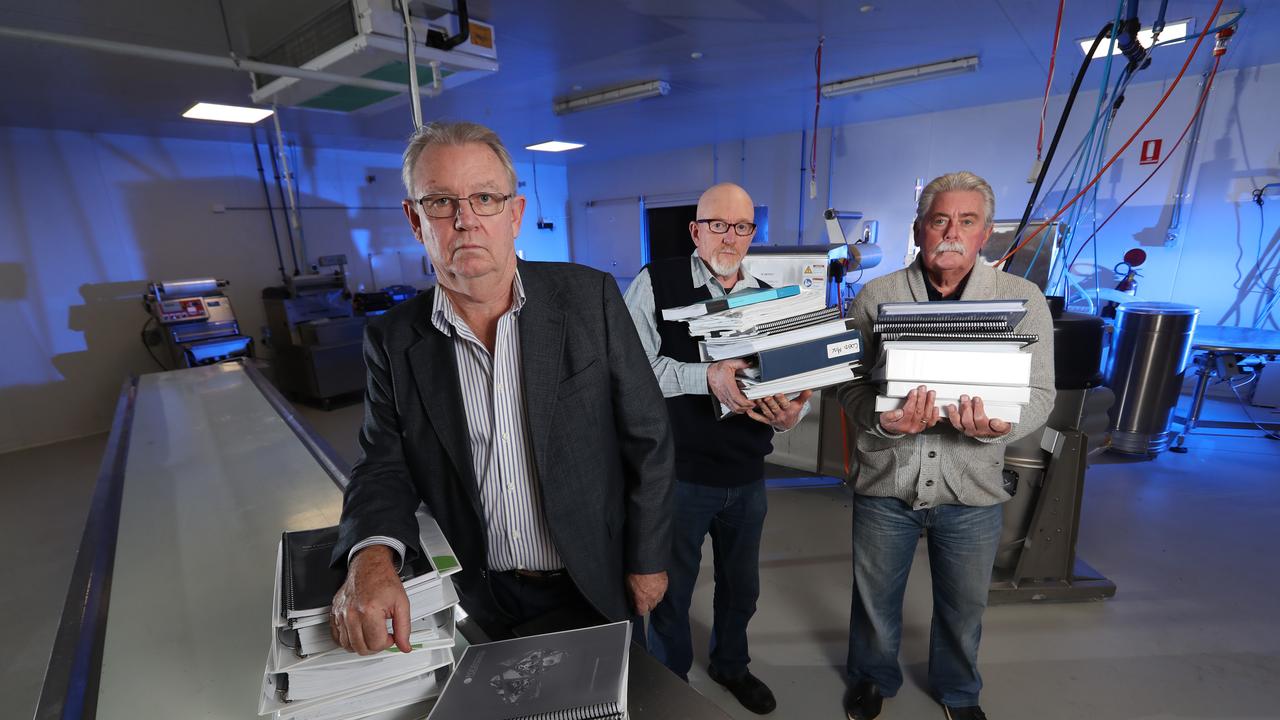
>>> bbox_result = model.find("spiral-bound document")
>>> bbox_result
[428,621,631,720]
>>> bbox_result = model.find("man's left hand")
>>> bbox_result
[946,395,1012,439]
[626,571,668,615]
[748,390,813,431]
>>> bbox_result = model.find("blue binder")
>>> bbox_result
[754,329,864,381]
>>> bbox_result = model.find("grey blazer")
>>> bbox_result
[333,260,675,622]
[837,257,1056,506]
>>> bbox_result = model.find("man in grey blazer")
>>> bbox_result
[838,172,1055,720]
[328,121,674,652]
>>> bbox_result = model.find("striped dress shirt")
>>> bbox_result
[351,270,563,572]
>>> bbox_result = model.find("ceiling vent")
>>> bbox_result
[249,0,497,113]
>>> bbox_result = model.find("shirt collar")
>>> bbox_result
[688,250,760,293]
[430,268,526,336]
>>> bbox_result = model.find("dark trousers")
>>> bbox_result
[465,570,643,646]
[648,479,767,680]
[846,495,1002,707]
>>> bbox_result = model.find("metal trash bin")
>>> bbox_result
[1105,302,1199,456]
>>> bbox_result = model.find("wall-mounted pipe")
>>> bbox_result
[0,25,413,95]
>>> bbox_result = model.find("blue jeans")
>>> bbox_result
[648,479,767,680]
[846,494,1002,707]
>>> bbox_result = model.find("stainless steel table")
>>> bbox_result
[1174,325,1280,442]
[36,360,729,719]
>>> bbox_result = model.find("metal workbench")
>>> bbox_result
[36,361,729,719]
[1174,325,1280,442]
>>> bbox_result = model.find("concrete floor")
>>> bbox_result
[3,393,1278,719]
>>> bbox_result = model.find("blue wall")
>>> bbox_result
[0,127,570,452]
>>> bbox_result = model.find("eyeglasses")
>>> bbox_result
[696,218,757,236]
[414,192,512,218]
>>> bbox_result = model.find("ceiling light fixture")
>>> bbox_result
[820,55,979,98]
[1077,18,1191,58]
[182,102,274,124]
[553,80,670,115]
[525,141,585,152]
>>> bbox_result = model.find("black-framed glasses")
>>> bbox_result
[414,192,512,218]
[696,218,757,236]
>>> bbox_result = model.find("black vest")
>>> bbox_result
[646,257,774,487]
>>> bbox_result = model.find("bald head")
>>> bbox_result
[691,183,756,281]
[696,182,753,219]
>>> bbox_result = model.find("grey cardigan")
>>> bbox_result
[836,257,1056,508]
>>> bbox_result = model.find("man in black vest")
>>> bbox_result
[623,183,810,715]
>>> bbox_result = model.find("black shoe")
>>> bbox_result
[707,666,776,714]
[843,679,883,720]
[943,705,987,720]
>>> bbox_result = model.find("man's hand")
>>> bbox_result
[748,390,813,430]
[331,545,412,655]
[707,359,753,414]
[878,386,942,435]
[626,571,668,615]
[946,395,1012,439]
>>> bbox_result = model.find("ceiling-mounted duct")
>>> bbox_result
[249,0,497,113]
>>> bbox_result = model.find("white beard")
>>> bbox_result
[708,252,742,277]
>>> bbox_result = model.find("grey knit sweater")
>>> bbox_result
[836,257,1056,508]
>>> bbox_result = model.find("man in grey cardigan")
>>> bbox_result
[838,172,1055,720]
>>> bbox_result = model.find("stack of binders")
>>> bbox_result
[871,299,1037,423]
[662,285,864,408]
[258,511,463,720]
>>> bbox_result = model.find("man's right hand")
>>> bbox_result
[878,385,941,435]
[331,544,412,655]
[707,358,754,414]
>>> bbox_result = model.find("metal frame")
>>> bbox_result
[34,362,354,719]
[989,429,1117,604]
[35,377,138,720]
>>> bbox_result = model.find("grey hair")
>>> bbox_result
[400,120,518,197]
[914,171,996,228]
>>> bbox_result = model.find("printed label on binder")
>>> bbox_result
[827,338,861,359]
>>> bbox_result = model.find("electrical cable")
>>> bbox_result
[1001,23,1114,270]
[266,134,300,275]
[530,152,544,222]
[1068,53,1224,268]
[995,0,1225,266]
[1226,371,1280,440]
[250,126,288,285]
[1034,0,1064,161]
[140,316,168,371]
[810,37,824,198]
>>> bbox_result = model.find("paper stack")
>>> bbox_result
[259,511,463,720]
[871,300,1036,423]
[662,285,864,403]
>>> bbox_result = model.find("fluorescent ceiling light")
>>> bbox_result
[525,141,585,152]
[182,102,274,124]
[1078,19,1191,58]
[554,80,669,115]
[820,56,979,98]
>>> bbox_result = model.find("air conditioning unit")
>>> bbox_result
[249,0,498,113]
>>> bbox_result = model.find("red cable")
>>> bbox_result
[1069,54,1222,267]
[996,0,1223,265]
[1037,0,1067,160]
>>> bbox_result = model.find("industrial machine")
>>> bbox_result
[989,309,1117,603]
[249,0,498,113]
[142,278,253,368]
[741,234,882,477]
[263,261,366,408]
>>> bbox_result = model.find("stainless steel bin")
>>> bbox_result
[1105,302,1199,456]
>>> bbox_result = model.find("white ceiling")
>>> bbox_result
[0,0,1275,164]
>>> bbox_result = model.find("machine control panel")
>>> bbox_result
[158,297,208,324]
